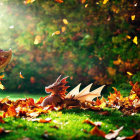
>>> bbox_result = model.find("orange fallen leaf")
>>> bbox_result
[90,126,106,137]
[20,72,24,79]
[39,118,52,123]
[3,105,17,117]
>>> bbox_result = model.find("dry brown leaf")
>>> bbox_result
[105,126,123,139]
[90,126,106,137]
[83,119,102,127]
[98,111,109,116]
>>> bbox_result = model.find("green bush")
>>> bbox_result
[0,0,139,93]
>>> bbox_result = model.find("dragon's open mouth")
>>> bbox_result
[0,49,12,70]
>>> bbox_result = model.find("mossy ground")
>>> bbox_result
[0,91,140,140]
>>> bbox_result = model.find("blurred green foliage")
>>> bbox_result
[0,0,139,93]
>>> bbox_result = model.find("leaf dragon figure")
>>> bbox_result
[0,49,12,73]
[41,75,105,108]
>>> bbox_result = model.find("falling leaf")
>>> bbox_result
[61,26,66,32]
[55,0,63,3]
[131,15,135,20]
[126,35,131,39]
[103,0,109,5]
[30,76,35,84]
[127,72,133,76]
[63,19,68,25]
[0,82,5,90]
[20,72,24,79]
[0,74,4,79]
[80,0,86,4]
[85,4,88,8]
[52,31,61,36]
[133,36,138,45]
[34,35,41,45]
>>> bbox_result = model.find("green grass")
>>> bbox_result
[0,91,140,140]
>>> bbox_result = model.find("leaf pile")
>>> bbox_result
[94,81,140,115]
[0,97,61,120]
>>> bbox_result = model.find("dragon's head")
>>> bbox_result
[45,75,70,97]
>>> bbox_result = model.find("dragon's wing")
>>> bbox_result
[66,84,105,102]
[65,83,81,98]
[75,93,100,102]
[74,83,93,98]
[76,85,105,102]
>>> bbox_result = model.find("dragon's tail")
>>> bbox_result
[65,84,105,103]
